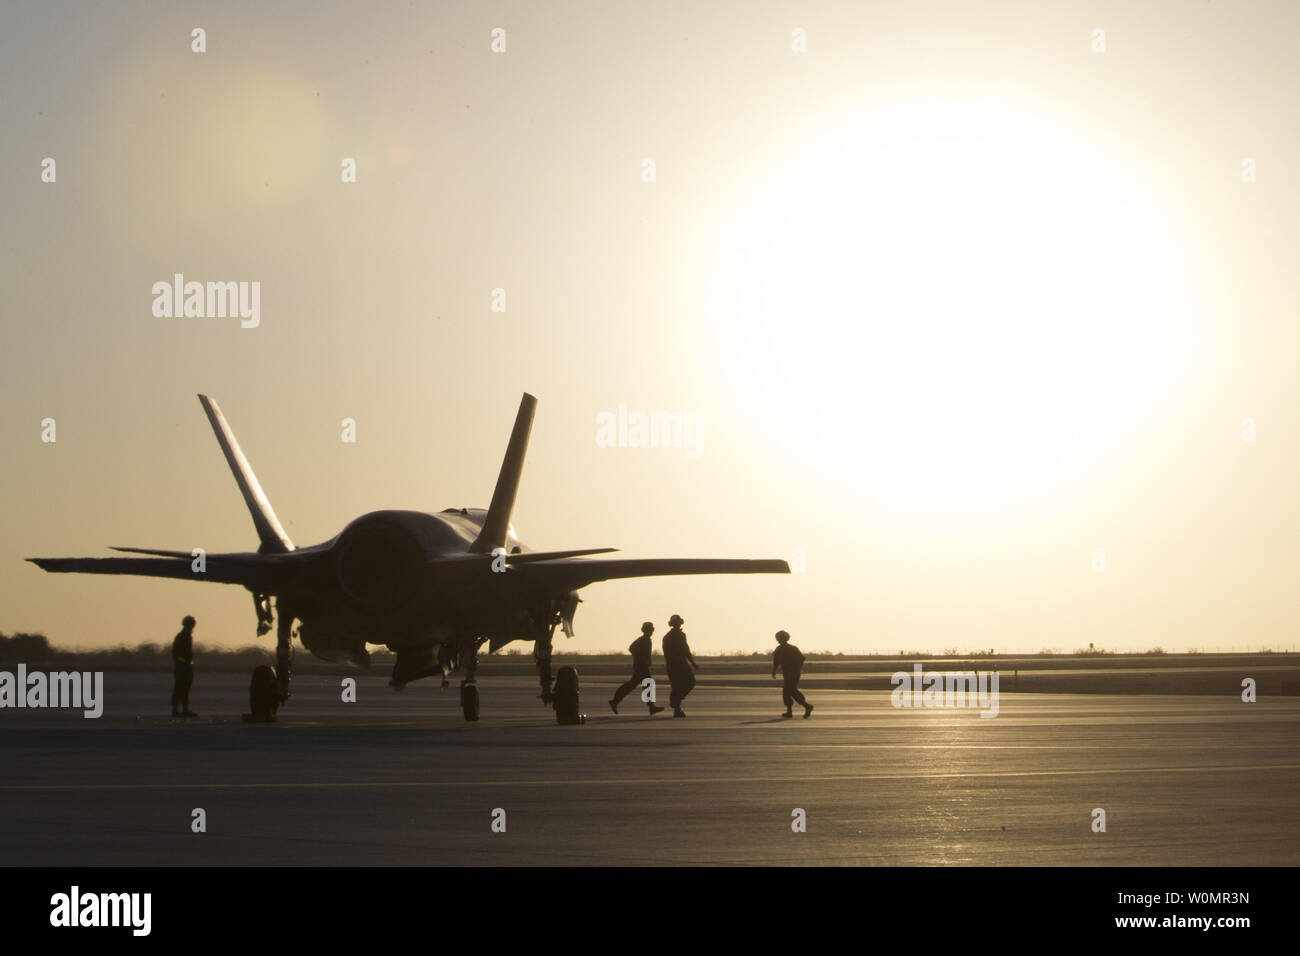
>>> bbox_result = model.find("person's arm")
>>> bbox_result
[772,650,778,679]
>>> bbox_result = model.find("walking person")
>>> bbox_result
[609,621,665,715]
[662,613,699,717]
[772,630,812,719]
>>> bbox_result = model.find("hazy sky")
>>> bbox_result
[2,1,1297,654]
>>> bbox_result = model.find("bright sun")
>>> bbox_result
[712,98,1191,509]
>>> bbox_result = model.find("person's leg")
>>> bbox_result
[788,674,812,717]
[781,683,794,715]
[670,669,689,712]
[631,673,663,713]
[612,676,639,707]
[171,668,181,715]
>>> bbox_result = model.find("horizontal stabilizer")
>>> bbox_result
[28,548,317,589]
[111,547,200,558]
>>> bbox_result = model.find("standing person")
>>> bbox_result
[171,615,197,718]
[661,613,699,718]
[772,630,812,719]
[609,622,666,715]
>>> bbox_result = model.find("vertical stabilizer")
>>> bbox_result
[470,393,537,553]
[197,395,295,554]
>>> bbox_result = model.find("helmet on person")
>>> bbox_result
[182,615,196,627]
[775,630,790,643]
[641,621,654,633]
[668,614,684,627]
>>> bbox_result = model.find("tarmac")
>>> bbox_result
[0,666,1296,865]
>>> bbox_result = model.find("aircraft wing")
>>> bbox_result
[26,549,316,589]
[523,556,790,593]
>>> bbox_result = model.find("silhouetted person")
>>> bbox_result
[171,615,197,717]
[772,630,812,719]
[661,613,698,717]
[609,621,666,715]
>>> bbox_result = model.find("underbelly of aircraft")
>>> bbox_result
[295,618,372,667]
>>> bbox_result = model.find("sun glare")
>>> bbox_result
[713,99,1192,508]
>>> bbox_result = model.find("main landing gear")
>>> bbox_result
[459,637,487,722]
[246,665,280,722]
[455,631,583,725]
[552,665,582,725]
[245,606,294,723]
[460,681,480,721]
[534,621,583,724]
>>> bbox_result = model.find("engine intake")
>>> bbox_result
[335,517,425,609]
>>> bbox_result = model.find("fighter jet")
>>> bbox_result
[29,394,789,721]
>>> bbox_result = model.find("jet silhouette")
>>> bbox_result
[29,394,789,720]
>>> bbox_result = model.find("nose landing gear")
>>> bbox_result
[457,637,488,722]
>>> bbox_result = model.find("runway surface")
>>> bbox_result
[0,668,1296,865]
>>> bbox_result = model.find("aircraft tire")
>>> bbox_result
[554,666,580,725]
[461,682,480,722]
[249,665,279,719]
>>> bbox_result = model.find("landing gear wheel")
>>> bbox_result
[247,665,279,721]
[553,666,581,725]
[461,681,480,722]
